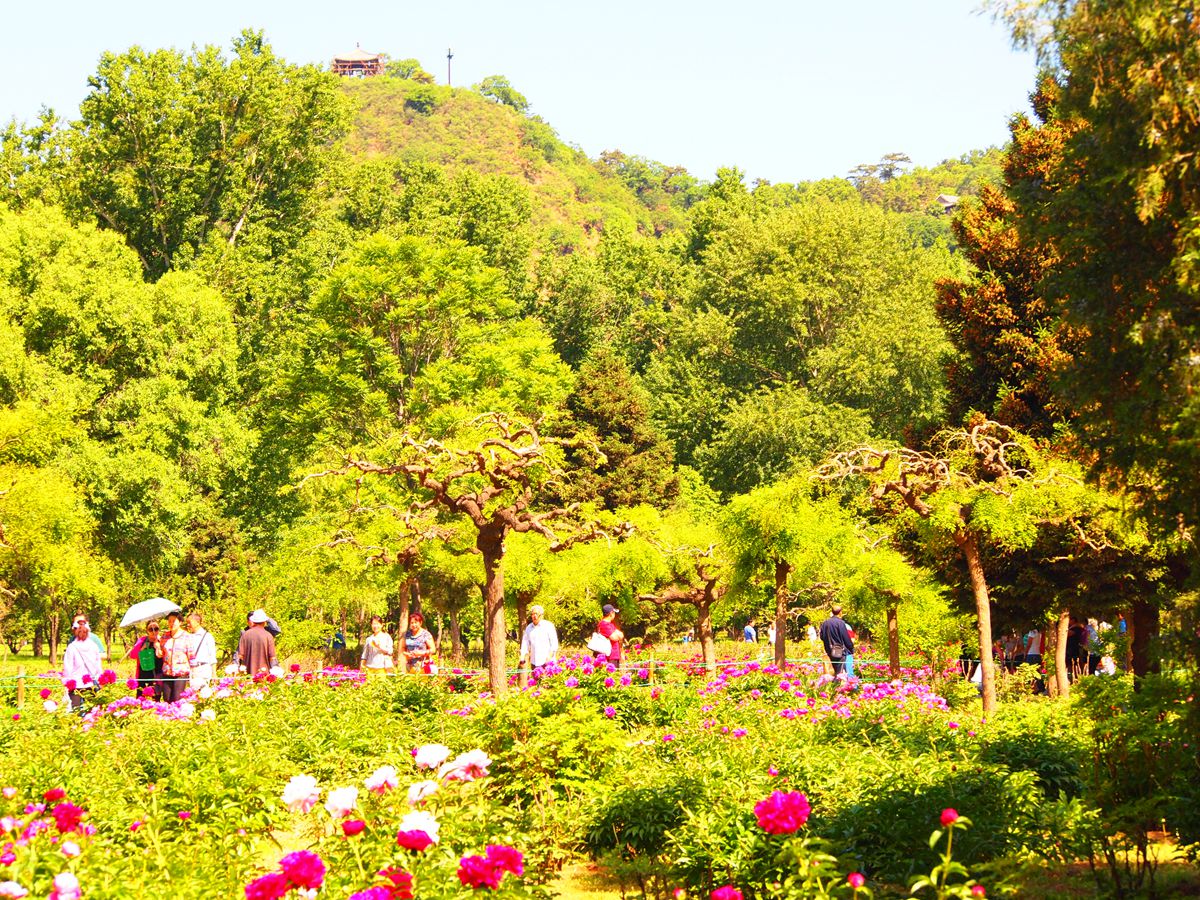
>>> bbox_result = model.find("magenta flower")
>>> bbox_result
[279,850,325,890]
[396,830,435,851]
[940,808,960,827]
[39,689,51,700]
[754,791,811,834]
[604,706,616,718]
[290,664,301,673]
[177,810,191,821]
[63,681,76,692]
[97,670,117,687]
[848,872,866,888]
[50,802,84,833]
[125,679,138,690]
[457,855,503,890]
[971,886,986,897]
[43,789,66,803]
[243,871,289,900]
[341,819,366,837]
[485,844,524,876]
[710,886,743,900]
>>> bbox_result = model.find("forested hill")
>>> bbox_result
[340,75,699,240]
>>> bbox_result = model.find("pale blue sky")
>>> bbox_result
[1,0,1036,183]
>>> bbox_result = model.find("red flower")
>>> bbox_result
[711,887,743,900]
[244,871,290,900]
[971,886,986,897]
[51,802,85,833]
[97,669,117,686]
[380,867,415,899]
[940,808,960,827]
[63,681,77,692]
[396,830,434,852]
[290,664,301,673]
[848,872,866,888]
[753,791,811,834]
[39,688,52,700]
[342,819,366,837]
[43,788,67,803]
[279,850,325,890]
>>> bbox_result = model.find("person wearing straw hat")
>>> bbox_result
[361,615,395,676]
[519,605,559,669]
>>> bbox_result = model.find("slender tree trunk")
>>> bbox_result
[48,614,61,667]
[886,605,901,677]
[516,591,532,635]
[954,529,996,714]
[1130,598,1159,686]
[33,626,43,659]
[395,579,411,672]
[773,558,791,667]
[697,598,716,673]
[448,606,463,661]
[1054,609,1071,698]
[478,525,508,695]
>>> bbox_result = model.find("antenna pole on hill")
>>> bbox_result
[447,48,454,87]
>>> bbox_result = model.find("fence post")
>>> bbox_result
[16,666,25,709]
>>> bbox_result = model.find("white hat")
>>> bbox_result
[249,609,269,624]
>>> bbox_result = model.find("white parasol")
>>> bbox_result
[119,597,181,628]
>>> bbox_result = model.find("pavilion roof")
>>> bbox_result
[333,47,382,62]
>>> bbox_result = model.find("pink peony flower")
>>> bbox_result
[97,670,116,687]
[38,689,51,700]
[341,819,366,837]
[754,791,811,834]
[290,664,301,673]
[129,820,143,832]
[51,802,84,833]
[244,871,289,900]
[0,789,14,800]
[177,810,191,820]
[60,842,80,858]
[43,789,66,803]
[710,886,743,900]
[848,872,866,888]
[279,850,325,890]
[364,766,399,794]
[379,868,415,899]
[281,775,320,813]
[940,808,960,827]
[0,881,27,898]
[971,886,986,897]
[396,830,435,852]
[126,678,138,690]
[63,681,76,692]
[347,889,391,900]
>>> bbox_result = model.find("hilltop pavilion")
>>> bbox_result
[331,46,384,77]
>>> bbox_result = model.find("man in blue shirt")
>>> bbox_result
[743,619,757,643]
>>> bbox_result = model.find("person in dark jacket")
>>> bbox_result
[818,605,855,677]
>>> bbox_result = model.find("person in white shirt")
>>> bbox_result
[187,612,218,689]
[62,616,103,711]
[361,616,395,674]
[519,605,559,669]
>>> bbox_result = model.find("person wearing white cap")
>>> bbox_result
[236,609,278,675]
[518,605,559,669]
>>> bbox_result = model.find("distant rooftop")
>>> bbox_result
[331,45,384,77]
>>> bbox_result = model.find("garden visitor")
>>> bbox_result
[157,610,193,703]
[768,622,777,645]
[361,615,395,675]
[187,612,217,689]
[743,619,757,642]
[127,621,163,699]
[1022,627,1044,667]
[519,605,559,669]
[844,625,857,678]
[237,609,279,676]
[818,605,855,677]
[402,613,436,673]
[62,616,102,711]
[596,604,623,666]
[74,611,107,658]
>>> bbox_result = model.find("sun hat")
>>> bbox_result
[249,609,269,624]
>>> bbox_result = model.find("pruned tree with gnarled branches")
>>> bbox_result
[819,420,1114,713]
[305,414,627,693]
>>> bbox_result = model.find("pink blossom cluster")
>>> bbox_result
[753,791,812,834]
[243,850,325,899]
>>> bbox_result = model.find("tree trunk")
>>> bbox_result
[395,579,411,672]
[516,591,532,635]
[478,525,508,695]
[48,614,61,668]
[954,528,996,714]
[33,626,43,658]
[697,598,716,673]
[444,605,461,661]
[1054,609,1070,698]
[1130,597,1159,686]
[886,605,901,677]
[773,558,791,667]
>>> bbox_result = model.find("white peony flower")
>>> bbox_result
[281,774,321,813]
[406,780,439,806]
[364,765,399,794]
[324,785,358,819]
[398,809,440,843]
[199,709,216,722]
[438,748,491,782]
[413,743,451,770]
